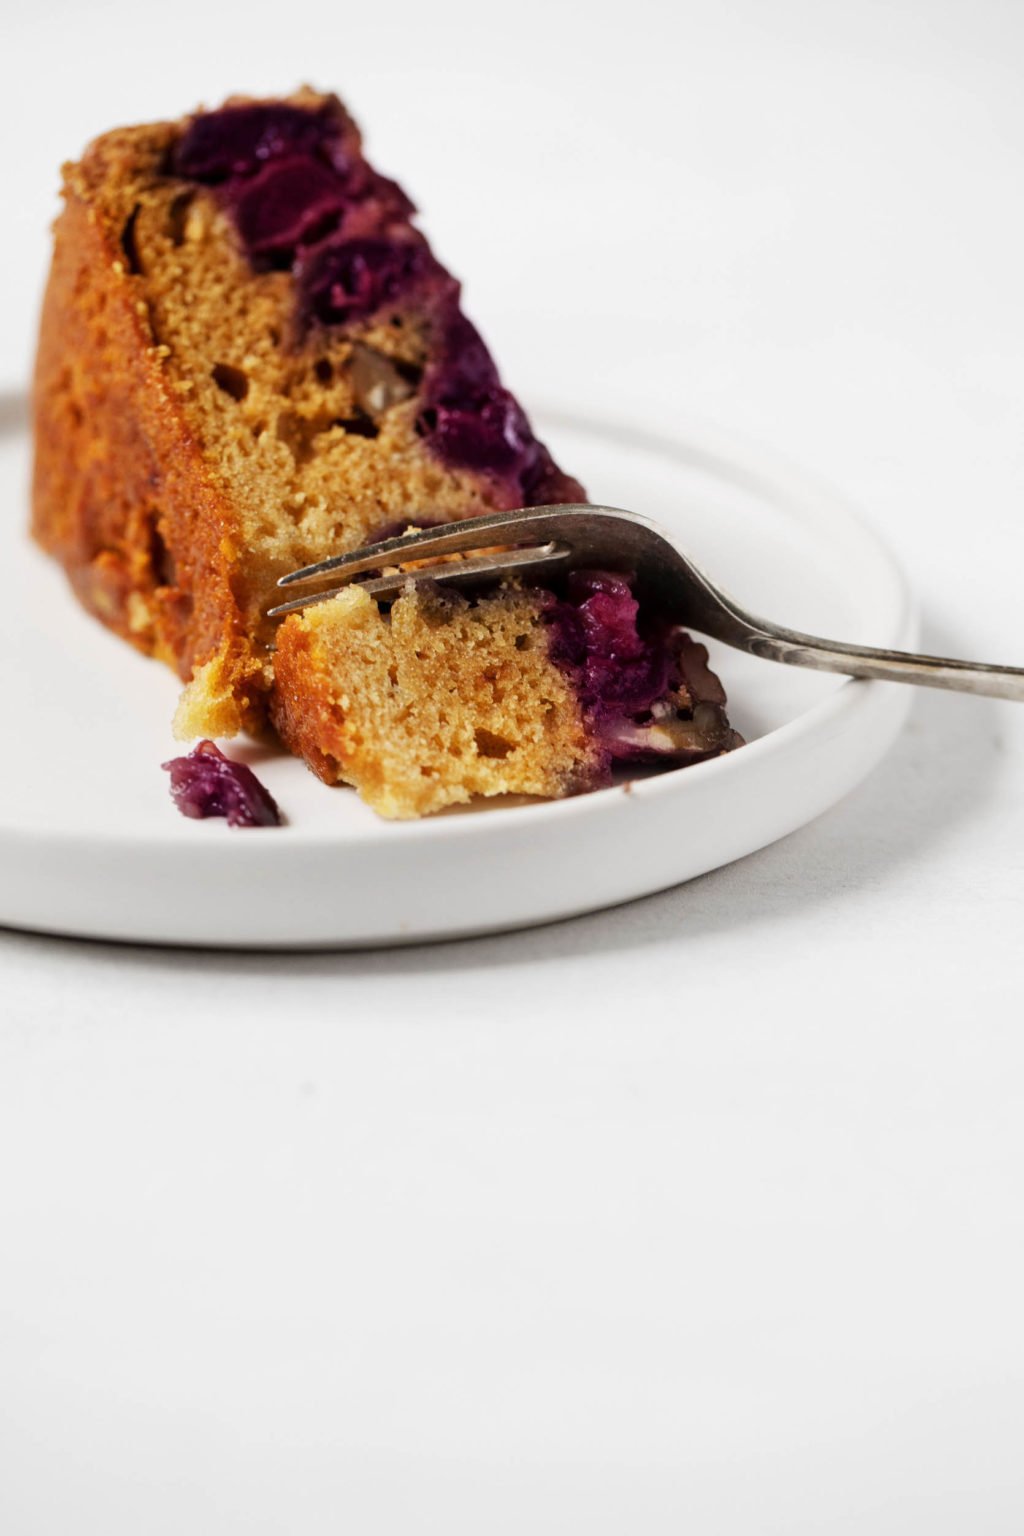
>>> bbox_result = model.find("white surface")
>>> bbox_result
[0,405,912,945]
[3,0,1024,1530]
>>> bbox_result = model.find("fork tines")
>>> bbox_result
[266,509,574,617]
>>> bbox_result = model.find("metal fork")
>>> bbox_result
[268,504,1024,701]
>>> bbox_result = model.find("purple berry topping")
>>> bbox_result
[423,389,535,473]
[432,312,500,394]
[544,571,740,767]
[417,313,584,499]
[299,236,442,325]
[520,443,580,507]
[163,740,281,827]
[233,156,349,258]
[173,104,341,181]
[547,572,667,722]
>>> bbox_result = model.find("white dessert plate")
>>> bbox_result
[0,393,913,948]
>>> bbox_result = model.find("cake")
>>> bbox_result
[33,89,740,819]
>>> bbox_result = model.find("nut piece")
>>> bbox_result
[346,342,416,416]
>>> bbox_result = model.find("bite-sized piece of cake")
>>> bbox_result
[32,88,583,743]
[272,571,741,819]
[32,88,741,817]
[272,582,597,818]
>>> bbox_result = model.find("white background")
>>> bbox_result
[3,1,1024,1530]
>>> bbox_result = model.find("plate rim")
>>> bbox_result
[0,399,915,944]
[0,399,916,853]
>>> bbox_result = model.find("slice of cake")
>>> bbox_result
[33,89,740,817]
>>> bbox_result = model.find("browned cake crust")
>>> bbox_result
[32,125,264,733]
[31,112,279,736]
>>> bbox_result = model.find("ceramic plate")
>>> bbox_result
[0,394,913,947]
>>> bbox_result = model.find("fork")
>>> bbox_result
[268,503,1024,701]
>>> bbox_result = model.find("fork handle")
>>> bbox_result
[739,624,1024,702]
